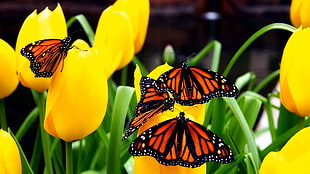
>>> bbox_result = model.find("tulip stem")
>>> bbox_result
[0,99,7,130]
[65,141,73,174]
[35,91,54,174]
[120,66,128,86]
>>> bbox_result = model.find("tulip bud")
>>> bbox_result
[0,129,22,174]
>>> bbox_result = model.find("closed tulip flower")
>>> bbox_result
[15,3,67,92]
[44,40,108,142]
[260,126,310,174]
[290,0,310,28]
[93,0,150,78]
[132,63,206,174]
[0,129,22,174]
[280,27,310,117]
[0,39,18,99]
[111,0,150,54]
[93,7,134,78]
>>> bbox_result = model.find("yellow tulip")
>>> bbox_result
[93,7,134,78]
[15,3,67,92]
[290,0,310,28]
[133,63,206,174]
[93,0,150,78]
[260,126,310,174]
[44,40,108,142]
[0,39,18,99]
[0,129,22,174]
[280,27,310,117]
[112,0,150,54]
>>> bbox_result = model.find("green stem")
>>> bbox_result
[266,95,276,142]
[253,69,279,93]
[65,141,73,174]
[120,66,128,86]
[36,91,53,174]
[0,99,7,130]
[223,23,296,76]
[16,107,39,141]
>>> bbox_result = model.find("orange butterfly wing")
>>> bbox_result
[156,62,239,106]
[20,37,72,77]
[123,77,175,140]
[129,112,234,168]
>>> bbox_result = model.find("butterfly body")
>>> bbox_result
[20,37,72,77]
[123,77,175,140]
[156,62,239,106]
[129,112,234,168]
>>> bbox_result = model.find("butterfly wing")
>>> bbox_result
[129,112,234,168]
[129,116,182,166]
[156,62,239,105]
[123,77,175,140]
[184,117,234,164]
[20,37,71,77]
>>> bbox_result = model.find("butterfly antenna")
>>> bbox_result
[70,45,88,52]
[68,29,84,38]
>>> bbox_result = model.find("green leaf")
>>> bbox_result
[189,40,222,72]
[214,155,244,174]
[235,72,256,91]
[224,97,260,173]
[132,56,149,76]
[277,104,304,137]
[106,86,135,174]
[224,23,296,76]
[80,170,100,174]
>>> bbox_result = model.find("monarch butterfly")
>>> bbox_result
[155,62,239,106]
[129,112,234,168]
[122,77,175,140]
[20,37,73,78]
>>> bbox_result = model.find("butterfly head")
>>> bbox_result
[163,98,175,110]
[181,61,189,69]
[61,37,72,51]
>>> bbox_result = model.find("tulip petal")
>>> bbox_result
[290,0,310,28]
[0,129,22,174]
[280,28,310,116]
[112,0,150,54]
[260,127,310,174]
[0,39,18,99]
[15,3,67,91]
[290,0,303,27]
[299,0,310,27]
[134,65,143,100]
[94,7,134,78]
[45,40,108,142]
[134,156,206,174]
